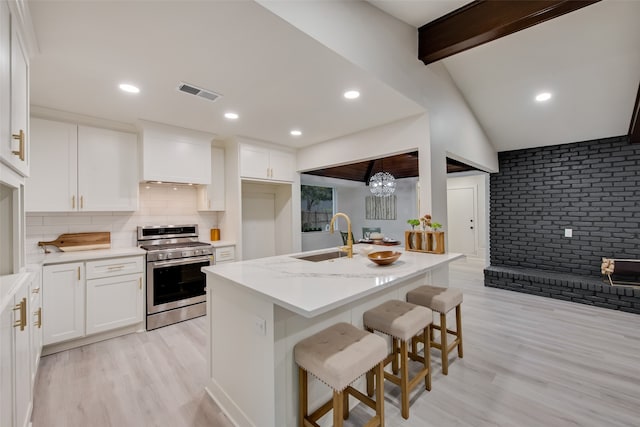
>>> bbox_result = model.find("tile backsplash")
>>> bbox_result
[26,183,218,255]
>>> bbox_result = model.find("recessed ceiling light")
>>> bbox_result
[290,129,302,136]
[535,92,552,102]
[119,83,140,93]
[344,90,360,100]
[224,112,239,120]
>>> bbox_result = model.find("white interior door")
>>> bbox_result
[242,192,276,260]
[447,187,477,256]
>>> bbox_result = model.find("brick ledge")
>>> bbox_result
[484,265,640,314]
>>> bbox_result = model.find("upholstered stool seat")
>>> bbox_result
[294,322,387,427]
[407,285,463,375]
[363,300,432,419]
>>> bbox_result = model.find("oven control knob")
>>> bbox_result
[195,249,202,255]
[157,253,165,260]
[182,251,190,257]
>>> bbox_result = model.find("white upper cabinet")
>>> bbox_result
[240,143,295,182]
[0,3,30,177]
[25,118,76,211]
[26,118,138,212]
[198,146,225,211]
[77,125,138,211]
[141,121,212,184]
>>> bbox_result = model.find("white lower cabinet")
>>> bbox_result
[0,271,41,427]
[42,262,85,345]
[214,245,235,264]
[42,255,144,347]
[28,269,42,392]
[86,273,142,335]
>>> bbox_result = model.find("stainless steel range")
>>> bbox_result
[137,224,213,330]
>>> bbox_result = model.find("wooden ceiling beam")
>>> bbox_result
[630,82,640,144]
[418,0,600,65]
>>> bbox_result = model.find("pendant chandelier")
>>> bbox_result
[369,158,396,197]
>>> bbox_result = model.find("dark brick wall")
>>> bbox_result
[490,135,640,277]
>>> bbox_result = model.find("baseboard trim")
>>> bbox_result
[42,322,143,356]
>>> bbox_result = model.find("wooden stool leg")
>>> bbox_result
[376,362,385,427]
[343,389,349,420]
[298,367,307,427]
[333,390,344,427]
[400,340,409,419]
[456,304,464,358]
[392,338,399,375]
[440,312,449,375]
[424,326,431,391]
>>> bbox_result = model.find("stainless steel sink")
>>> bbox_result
[294,251,346,262]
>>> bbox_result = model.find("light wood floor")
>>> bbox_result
[32,259,640,426]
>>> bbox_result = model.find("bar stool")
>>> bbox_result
[363,300,432,419]
[294,322,387,427]
[407,285,463,375]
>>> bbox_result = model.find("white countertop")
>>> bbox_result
[27,247,146,266]
[203,245,463,318]
[199,240,235,248]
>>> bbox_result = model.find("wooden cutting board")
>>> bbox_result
[38,232,111,252]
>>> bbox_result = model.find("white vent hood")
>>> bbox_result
[140,120,213,185]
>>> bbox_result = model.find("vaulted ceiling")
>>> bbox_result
[27,0,640,158]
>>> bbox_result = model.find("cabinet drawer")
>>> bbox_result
[86,256,144,279]
[215,246,235,263]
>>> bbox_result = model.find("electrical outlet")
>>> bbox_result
[253,316,267,336]
[564,228,572,238]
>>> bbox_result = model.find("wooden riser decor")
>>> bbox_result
[405,231,445,254]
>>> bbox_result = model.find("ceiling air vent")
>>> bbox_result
[177,82,222,102]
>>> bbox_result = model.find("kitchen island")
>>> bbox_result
[202,246,463,427]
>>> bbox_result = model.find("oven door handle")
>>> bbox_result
[150,256,212,268]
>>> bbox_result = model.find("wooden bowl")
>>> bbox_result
[368,251,401,266]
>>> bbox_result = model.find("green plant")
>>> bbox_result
[431,222,442,231]
[407,219,420,230]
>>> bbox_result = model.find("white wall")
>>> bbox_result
[259,0,498,241]
[447,172,489,264]
[25,183,218,255]
[298,115,431,216]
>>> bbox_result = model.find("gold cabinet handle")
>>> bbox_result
[139,277,142,290]
[13,298,27,331]
[72,195,76,209]
[34,307,42,328]
[208,199,211,209]
[11,129,25,161]
[32,287,40,294]
[80,195,84,209]
[77,266,81,281]
[107,265,125,270]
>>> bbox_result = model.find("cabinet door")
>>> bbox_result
[198,146,225,211]
[240,144,269,179]
[214,246,235,263]
[42,263,85,345]
[86,273,142,335]
[29,271,42,388]
[8,19,29,177]
[0,1,10,173]
[0,289,16,427]
[12,284,31,427]
[25,118,77,212]
[269,150,295,182]
[77,125,138,211]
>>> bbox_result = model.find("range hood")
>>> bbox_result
[139,120,214,185]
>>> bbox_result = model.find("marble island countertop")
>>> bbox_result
[203,245,463,318]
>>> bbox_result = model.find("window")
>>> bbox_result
[301,185,334,232]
